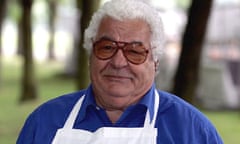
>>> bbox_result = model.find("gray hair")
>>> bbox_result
[83,0,165,62]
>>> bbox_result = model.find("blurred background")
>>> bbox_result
[0,0,239,143]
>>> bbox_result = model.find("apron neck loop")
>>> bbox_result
[63,89,159,129]
[143,90,160,128]
[63,95,85,129]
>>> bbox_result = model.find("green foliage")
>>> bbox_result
[176,0,191,10]
[7,1,22,22]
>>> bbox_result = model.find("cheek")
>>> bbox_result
[89,56,107,80]
[89,56,99,80]
[90,55,102,70]
[140,62,155,82]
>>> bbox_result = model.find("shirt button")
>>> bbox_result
[96,106,100,110]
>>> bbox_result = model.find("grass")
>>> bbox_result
[0,57,75,144]
[204,111,240,143]
[0,57,240,143]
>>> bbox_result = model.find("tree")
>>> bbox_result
[16,0,24,56]
[172,0,213,103]
[0,0,7,55]
[19,0,37,102]
[0,0,7,85]
[47,0,57,60]
[75,0,100,90]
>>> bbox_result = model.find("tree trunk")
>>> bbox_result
[0,0,7,85]
[0,0,7,55]
[19,0,37,102]
[172,0,213,103]
[75,0,100,90]
[47,0,57,60]
[17,2,24,56]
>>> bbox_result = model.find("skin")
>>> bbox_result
[89,16,156,123]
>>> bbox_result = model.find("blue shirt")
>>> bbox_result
[17,84,223,144]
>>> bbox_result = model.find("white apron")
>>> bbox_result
[52,90,160,144]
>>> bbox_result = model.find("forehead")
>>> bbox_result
[96,17,151,43]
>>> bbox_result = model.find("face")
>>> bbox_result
[89,17,156,110]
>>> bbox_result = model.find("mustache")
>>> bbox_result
[101,67,134,78]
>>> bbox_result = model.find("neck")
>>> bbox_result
[105,109,124,123]
[95,96,125,123]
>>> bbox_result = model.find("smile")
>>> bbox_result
[104,75,131,81]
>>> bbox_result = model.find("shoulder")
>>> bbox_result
[156,90,213,125]
[41,90,85,107]
[25,90,87,126]
[33,90,86,120]
[157,90,206,119]
[17,90,87,144]
[155,90,223,143]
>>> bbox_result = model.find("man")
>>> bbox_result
[17,0,223,143]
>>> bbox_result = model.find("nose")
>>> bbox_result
[110,49,128,68]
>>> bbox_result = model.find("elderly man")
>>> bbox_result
[17,0,223,143]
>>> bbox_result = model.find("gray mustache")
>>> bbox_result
[101,69,134,78]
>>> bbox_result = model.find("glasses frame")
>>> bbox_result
[93,38,149,65]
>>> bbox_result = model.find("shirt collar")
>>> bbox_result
[138,84,156,122]
[77,84,157,123]
[76,85,97,122]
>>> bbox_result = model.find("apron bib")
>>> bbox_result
[52,90,160,144]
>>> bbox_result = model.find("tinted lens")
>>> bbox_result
[93,39,149,64]
[93,40,117,60]
[124,43,148,64]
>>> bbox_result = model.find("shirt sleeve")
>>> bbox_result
[200,121,224,144]
[16,112,37,144]
[156,91,224,144]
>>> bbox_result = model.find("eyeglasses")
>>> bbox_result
[93,38,149,65]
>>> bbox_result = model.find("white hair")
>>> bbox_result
[83,0,165,62]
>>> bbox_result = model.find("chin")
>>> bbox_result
[108,90,129,97]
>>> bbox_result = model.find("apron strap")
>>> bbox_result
[143,90,160,128]
[63,95,85,129]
